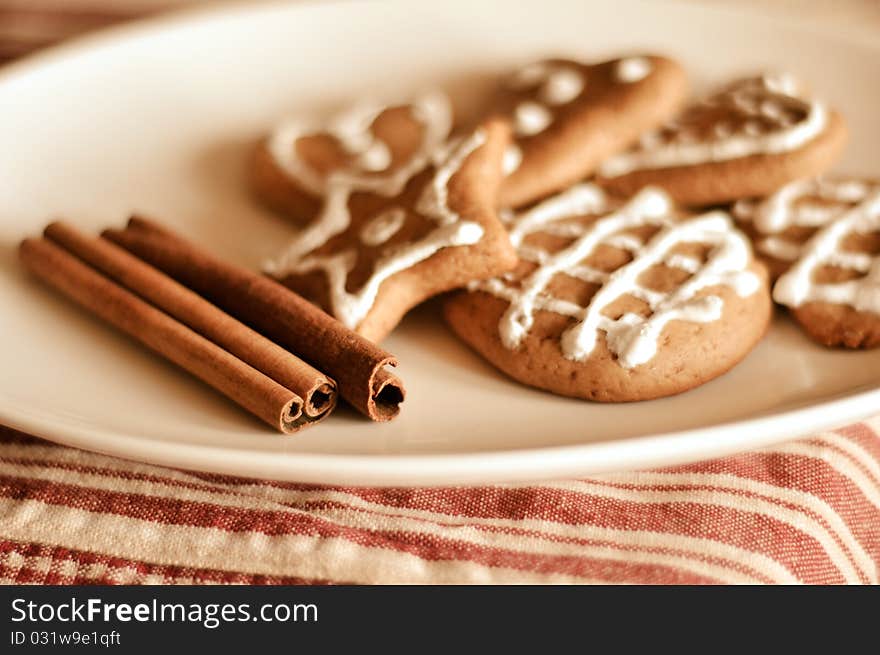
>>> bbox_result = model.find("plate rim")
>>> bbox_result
[2,386,879,485]
[1,0,879,486]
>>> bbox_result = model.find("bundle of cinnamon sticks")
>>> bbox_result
[19,218,405,434]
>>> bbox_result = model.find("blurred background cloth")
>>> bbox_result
[0,0,878,585]
[0,0,193,63]
[1,0,879,65]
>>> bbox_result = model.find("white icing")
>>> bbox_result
[267,128,488,329]
[502,144,523,174]
[507,62,586,141]
[267,91,451,198]
[773,189,880,314]
[733,177,879,263]
[472,185,761,368]
[599,74,829,178]
[615,57,653,83]
[760,100,784,121]
[764,72,800,96]
[265,91,452,272]
[758,236,803,262]
[665,253,702,274]
[541,68,584,105]
[514,101,552,136]
[506,184,608,248]
[416,134,481,224]
[357,142,392,171]
[360,208,406,246]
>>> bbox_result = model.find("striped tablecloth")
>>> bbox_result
[1,0,879,585]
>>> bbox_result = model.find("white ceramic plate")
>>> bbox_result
[1,0,878,486]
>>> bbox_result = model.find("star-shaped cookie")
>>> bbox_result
[261,95,516,342]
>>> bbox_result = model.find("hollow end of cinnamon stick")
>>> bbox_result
[105,216,407,422]
[370,365,406,422]
[306,381,337,418]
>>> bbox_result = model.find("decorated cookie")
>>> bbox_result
[251,91,454,225]
[597,74,847,207]
[767,178,880,348]
[444,185,771,402]
[495,55,688,208]
[732,176,879,281]
[264,109,517,342]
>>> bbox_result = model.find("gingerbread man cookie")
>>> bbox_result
[597,74,847,207]
[263,99,517,342]
[496,55,688,208]
[445,185,771,402]
[762,177,880,348]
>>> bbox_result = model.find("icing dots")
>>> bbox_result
[502,145,523,175]
[357,142,392,172]
[266,100,489,330]
[615,57,653,83]
[599,74,828,178]
[514,101,553,137]
[507,62,586,140]
[772,186,880,314]
[541,68,584,104]
[472,185,760,369]
[733,177,879,262]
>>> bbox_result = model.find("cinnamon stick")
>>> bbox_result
[43,221,337,421]
[19,237,318,434]
[103,217,405,421]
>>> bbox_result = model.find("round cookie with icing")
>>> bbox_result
[444,185,772,402]
[732,176,879,282]
[597,74,847,207]
[495,55,688,209]
[766,177,880,348]
[264,109,517,343]
[251,91,454,225]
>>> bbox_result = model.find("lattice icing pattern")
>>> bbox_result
[471,185,762,369]
[773,185,880,314]
[733,177,880,263]
[599,74,827,177]
[264,93,492,330]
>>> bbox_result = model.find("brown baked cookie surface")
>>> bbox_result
[444,185,772,402]
[597,74,847,207]
[770,178,880,348]
[495,55,688,209]
[251,92,453,225]
[263,99,517,343]
[732,176,880,282]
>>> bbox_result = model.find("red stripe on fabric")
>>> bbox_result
[835,424,880,459]
[2,426,877,584]
[1,447,857,580]
[0,539,334,585]
[0,456,792,582]
[0,475,729,583]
